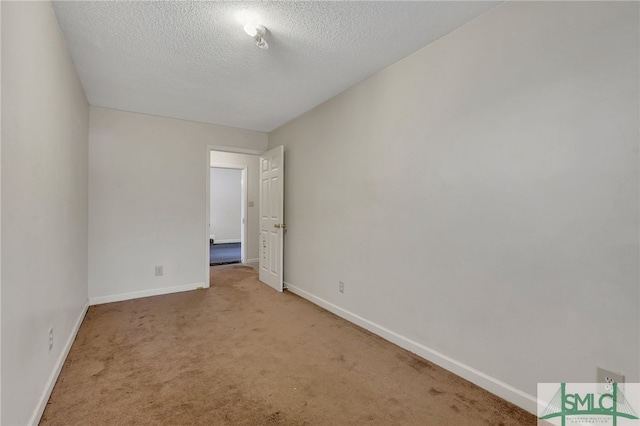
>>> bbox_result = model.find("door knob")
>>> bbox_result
[274,224,280,229]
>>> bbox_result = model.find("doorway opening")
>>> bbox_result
[206,146,262,288]
[209,166,244,266]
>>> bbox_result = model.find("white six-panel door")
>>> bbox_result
[259,145,284,292]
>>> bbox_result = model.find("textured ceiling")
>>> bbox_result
[52,1,499,132]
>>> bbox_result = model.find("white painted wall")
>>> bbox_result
[210,168,242,243]
[89,107,267,303]
[1,2,90,424]
[269,1,639,413]
[210,151,261,262]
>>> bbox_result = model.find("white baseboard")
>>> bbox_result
[89,282,206,306]
[29,300,89,426]
[213,239,240,244]
[243,259,259,271]
[284,282,537,415]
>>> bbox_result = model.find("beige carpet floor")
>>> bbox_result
[41,264,535,425]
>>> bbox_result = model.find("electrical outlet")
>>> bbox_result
[155,265,163,276]
[597,367,625,395]
[339,281,344,293]
[49,328,54,352]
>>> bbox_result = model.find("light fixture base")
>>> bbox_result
[243,22,269,49]
[253,25,266,38]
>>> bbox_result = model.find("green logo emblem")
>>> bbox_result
[540,383,638,426]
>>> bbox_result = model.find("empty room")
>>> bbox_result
[1,1,638,425]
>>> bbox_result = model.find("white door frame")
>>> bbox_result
[205,145,263,287]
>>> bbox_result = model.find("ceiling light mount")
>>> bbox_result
[243,23,269,49]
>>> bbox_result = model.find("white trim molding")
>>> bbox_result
[284,282,538,415]
[89,282,206,306]
[213,239,241,244]
[29,300,89,426]
[208,144,264,155]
